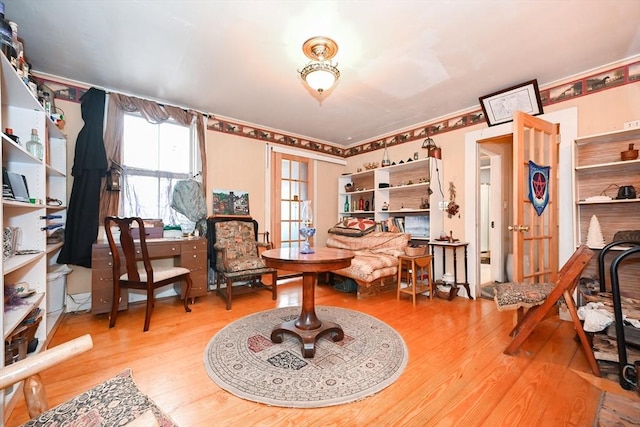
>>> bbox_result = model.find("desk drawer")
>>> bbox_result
[146,242,181,258]
[91,268,128,314]
[178,241,207,299]
[181,239,207,253]
[175,271,207,299]
[179,250,206,270]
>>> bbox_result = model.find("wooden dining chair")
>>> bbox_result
[493,244,599,375]
[104,216,192,332]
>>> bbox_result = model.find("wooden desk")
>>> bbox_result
[91,237,207,314]
[261,247,354,358]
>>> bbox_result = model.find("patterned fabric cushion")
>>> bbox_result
[214,221,262,272]
[328,218,377,237]
[493,282,557,311]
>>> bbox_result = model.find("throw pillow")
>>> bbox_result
[328,218,376,237]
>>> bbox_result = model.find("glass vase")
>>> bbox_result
[299,200,316,254]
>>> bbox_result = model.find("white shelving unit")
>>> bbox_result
[573,128,640,297]
[1,51,67,419]
[338,158,443,242]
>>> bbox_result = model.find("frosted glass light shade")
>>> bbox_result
[300,63,339,93]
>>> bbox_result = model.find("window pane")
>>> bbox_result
[281,181,290,200]
[300,163,308,181]
[291,161,299,180]
[291,181,299,200]
[281,160,290,179]
[159,177,178,224]
[124,115,159,170]
[281,201,290,220]
[292,201,300,221]
[159,122,190,173]
[123,175,158,218]
[281,224,290,241]
[299,183,308,201]
[291,223,299,240]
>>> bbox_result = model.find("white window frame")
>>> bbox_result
[121,113,199,225]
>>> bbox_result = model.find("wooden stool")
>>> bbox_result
[397,254,433,305]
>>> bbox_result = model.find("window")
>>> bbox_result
[121,114,198,225]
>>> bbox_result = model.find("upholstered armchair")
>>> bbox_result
[207,218,277,309]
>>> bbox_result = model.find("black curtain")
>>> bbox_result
[58,88,108,267]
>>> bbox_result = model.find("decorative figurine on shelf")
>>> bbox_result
[586,215,605,248]
[299,200,316,254]
[365,200,370,211]
[381,202,389,211]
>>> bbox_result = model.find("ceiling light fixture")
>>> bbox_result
[298,36,340,94]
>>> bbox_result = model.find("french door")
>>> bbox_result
[270,152,314,251]
[511,110,560,283]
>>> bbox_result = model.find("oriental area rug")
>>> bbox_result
[203,306,408,408]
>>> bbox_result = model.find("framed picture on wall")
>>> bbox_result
[479,79,544,126]
[212,190,250,216]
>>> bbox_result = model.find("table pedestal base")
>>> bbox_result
[271,320,344,358]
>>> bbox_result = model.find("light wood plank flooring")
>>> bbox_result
[7,279,638,426]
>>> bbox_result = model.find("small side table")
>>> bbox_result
[397,254,433,305]
[428,241,473,300]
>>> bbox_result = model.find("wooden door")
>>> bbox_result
[270,151,314,277]
[511,111,560,283]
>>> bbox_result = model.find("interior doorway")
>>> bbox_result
[478,138,511,298]
[464,108,578,299]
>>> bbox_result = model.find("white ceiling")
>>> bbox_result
[4,0,640,146]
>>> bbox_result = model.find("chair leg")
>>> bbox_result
[225,277,233,310]
[271,271,277,300]
[143,288,154,332]
[215,271,222,296]
[509,306,539,337]
[563,290,600,376]
[183,277,193,313]
[504,296,557,356]
[109,281,121,328]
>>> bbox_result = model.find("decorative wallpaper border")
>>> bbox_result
[37,61,639,159]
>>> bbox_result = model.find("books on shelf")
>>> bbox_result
[376,215,430,238]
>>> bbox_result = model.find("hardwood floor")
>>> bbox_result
[7,279,638,427]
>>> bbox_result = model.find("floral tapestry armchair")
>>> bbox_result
[207,217,277,310]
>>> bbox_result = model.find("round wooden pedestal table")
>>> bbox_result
[261,247,354,358]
